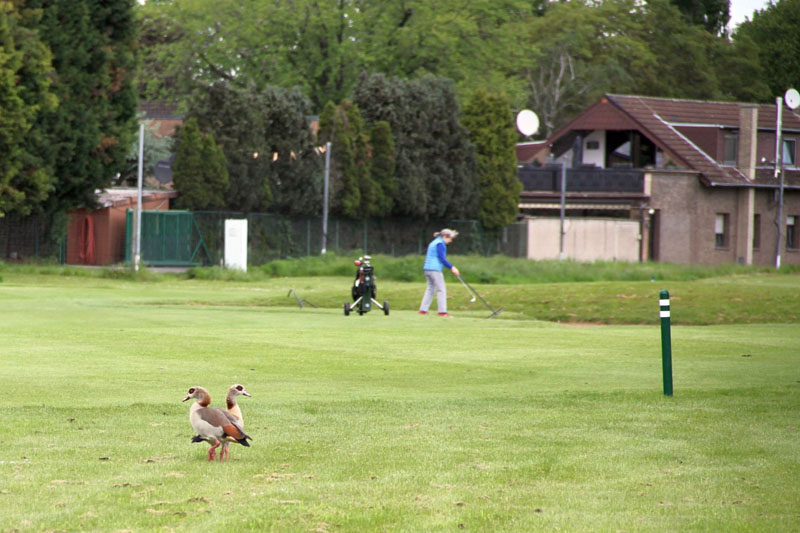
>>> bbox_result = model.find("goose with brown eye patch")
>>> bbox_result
[219,384,251,461]
[183,386,251,462]
[190,384,252,460]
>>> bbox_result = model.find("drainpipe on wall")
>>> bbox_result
[773,97,784,269]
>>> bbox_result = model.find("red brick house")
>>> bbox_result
[517,94,800,266]
[139,100,184,137]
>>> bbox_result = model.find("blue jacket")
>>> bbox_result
[423,237,453,271]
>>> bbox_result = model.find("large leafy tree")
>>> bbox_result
[519,0,646,136]
[735,0,800,99]
[0,3,57,216]
[670,0,730,35]
[520,0,768,133]
[462,90,520,229]
[137,0,360,109]
[172,118,229,210]
[357,0,532,104]
[27,0,138,212]
[187,83,322,214]
[136,0,533,109]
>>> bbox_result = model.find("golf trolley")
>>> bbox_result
[344,255,389,316]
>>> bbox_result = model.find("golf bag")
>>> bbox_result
[345,256,389,316]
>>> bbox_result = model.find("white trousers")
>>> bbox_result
[420,270,447,313]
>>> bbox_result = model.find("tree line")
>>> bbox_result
[1,0,799,234]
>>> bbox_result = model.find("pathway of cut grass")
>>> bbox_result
[0,274,798,531]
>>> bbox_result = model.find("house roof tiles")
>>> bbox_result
[548,94,800,188]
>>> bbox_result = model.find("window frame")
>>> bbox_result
[723,134,738,166]
[787,215,798,250]
[783,138,797,167]
[715,213,730,249]
[753,213,761,251]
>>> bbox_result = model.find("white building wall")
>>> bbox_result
[583,131,606,167]
[526,217,640,262]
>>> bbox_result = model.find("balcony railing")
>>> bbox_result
[518,165,645,193]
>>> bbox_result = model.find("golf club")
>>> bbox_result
[457,275,477,302]
[456,275,504,319]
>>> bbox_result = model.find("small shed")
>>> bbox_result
[66,188,178,266]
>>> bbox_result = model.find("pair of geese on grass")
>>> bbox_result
[182,384,252,461]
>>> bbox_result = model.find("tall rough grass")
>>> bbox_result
[187,253,799,284]
[4,255,799,284]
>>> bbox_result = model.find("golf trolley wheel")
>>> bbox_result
[344,302,351,316]
[383,301,389,316]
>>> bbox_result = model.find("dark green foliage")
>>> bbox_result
[318,101,366,218]
[462,90,520,229]
[354,73,478,219]
[135,4,188,101]
[27,0,138,212]
[735,0,800,100]
[187,83,322,214]
[670,0,730,35]
[0,4,57,216]
[172,118,229,210]
[369,121,396,217]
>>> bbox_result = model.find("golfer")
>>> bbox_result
[419,229,460,317]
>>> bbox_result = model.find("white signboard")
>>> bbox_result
[224,219,248,272]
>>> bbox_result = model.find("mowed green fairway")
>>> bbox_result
[1,274,798,531]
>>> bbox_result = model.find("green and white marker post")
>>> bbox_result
[659,289,673,396]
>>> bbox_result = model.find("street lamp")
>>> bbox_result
[321,142,331,254]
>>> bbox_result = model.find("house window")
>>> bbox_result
[787,216,798,250]
[753,214,761,250]
[724,135,738,165]
[783,138,796,167]
[715,213,729,248]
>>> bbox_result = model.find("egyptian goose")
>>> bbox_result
[219,384,251,461]
[182,386,251,461]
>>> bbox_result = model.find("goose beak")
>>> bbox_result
[242,391,251,397]
[182,394,191,402]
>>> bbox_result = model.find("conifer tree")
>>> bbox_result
[462,89,520,229]
[319,100,374,219]
[369,121,396,217]
[0,3,57,216]
[172,118,229,210]
[28,0,138,212]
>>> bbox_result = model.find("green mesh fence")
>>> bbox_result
[122,209,518,266]
[191,212,507,265]
[125,210,210,266]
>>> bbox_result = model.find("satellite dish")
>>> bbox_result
[785,88,800,110]
[516,109,540,137]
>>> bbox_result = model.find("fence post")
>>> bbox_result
[363,219,368,253]
[659,289,673,396]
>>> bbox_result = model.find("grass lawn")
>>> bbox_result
[0,271,798,531]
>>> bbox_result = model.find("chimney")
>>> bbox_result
[737,104,758,180]
[735,104,757,265]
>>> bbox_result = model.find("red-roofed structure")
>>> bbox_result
[66,189,178,265]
